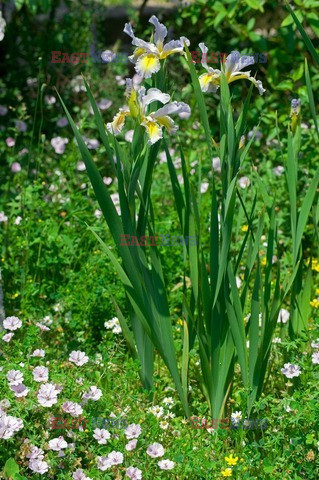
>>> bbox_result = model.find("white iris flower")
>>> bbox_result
[198,43,265,96]
[124,15,190,78]
[106,79,190,145]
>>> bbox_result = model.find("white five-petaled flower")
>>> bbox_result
[107,451,124,465]
[124,15,189,78]
[69,350,89,366]
[37,383,60,407]
[49,436,68,451]
[93,428,111,444]
[28,459,49,475]
[7,369,24,386]
[107,80,190,145]
[10,383,29,397]
[82,386,102,402]
[198,45,265,96]
[2,332,14,342]
[281,363,301,378]
[0,414,24,439]
[158,459,175,470]
[3,316,22,331]
[73,469,92,480]
[146,442,165,458]
[126,439,138,451]
[126,466,143,479]
[125,423,142,439]
[97,456,112,471]
[312,352,319,364]
[62,401,83,417]
[32,349,45,357]
[26,445,45,460]
[33,366,49,382]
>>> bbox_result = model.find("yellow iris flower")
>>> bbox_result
[198,43,265,96]
[107,79,190,145]
[124,15,189,78]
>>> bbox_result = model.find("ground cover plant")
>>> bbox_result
[1,0,319,478]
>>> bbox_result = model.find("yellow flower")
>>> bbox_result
[198,44,265,95]
[107,80,190,145]
[124,16,189,78]
[261,257,267,266]
[225,454,238,466]
[221,468,233,477]
[310,299,319,308]
[241,225,248,232]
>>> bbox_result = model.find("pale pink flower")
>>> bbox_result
[125,439,137,451]
[238,176,250,189]
[28,459,49,474]
[10,383,29,397]
[49,436,68,451]
[93,428,111,444]
[97,456,112,471]
[73,469,92,480]
[2,332,14,342]
[212,157,221,172]
[11,162,21,172]
[36,322,50,331]
[83,386,102,401]
[0,415,24,439]
[62,401,83,417]
[281,363,301,379]
[37,383,59,407]
[51,136,69,154]
[18,148,29,156]
[125,423,142,439]
[6,137,15,147]
[77,161,86,171]
[311,339,319,349]
[103,176,112,185]
[32,349,45,357]
[44,95,56,105]
[57,117,68,127]
[98,99,112,110]
[126,466,142,479]
[158,459,175,470]
[86,138,100,150]
[33,366,49,382]
[312,352,319,364]
[69,350,89,366]
[108,451,124,465]
[146,442,164,458]
[3,316,22,331]
[0,212,8,222]
[200,182,209,194]
[7,369,24,385]
[26,445,44,460]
